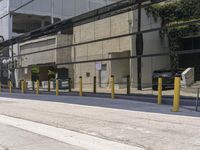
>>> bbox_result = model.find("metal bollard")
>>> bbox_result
[24,80,27,92]
[157,77,163,105]
[9,81,12,94]
[21,80,25,94]
[196,88,199,112]
[0,81,1,94]
[48,80,51,92]
[36,80,39,95]
[21,81,23,94]
[127,75,130,95]
[79,76,83,96]
[111,75,115,99]
[172,76,181,112]
[32,81,35,91]
[56,79,59,96]
[93,76,96,94]
[68,78,71,92]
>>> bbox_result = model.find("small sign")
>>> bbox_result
[96,62,102,71]
[24,68,28,74]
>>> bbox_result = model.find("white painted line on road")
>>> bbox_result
[0,115,144,150]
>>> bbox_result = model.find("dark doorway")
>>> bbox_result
[179,36,200,80]
[57,68,69,80]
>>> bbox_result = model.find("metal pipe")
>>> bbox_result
[196,88,199,112]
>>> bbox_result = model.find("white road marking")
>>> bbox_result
[0,115,144,150]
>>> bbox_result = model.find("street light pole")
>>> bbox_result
[51,0,54,24]
[136,0,143,90]
[11,44,15,87]
[0,36,4,85]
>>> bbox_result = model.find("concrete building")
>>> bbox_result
[72,8,170,89]
[14,34,73,88]
[0,0,109,86]
[1,0,171,89]
[0,0,107,40]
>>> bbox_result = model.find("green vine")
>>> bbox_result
[146,0,200,68]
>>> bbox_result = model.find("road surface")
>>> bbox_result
[0,123,84,150]
[0,93,199,150]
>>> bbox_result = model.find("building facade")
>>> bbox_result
[72,8,170,89]
[0,0,106,40]
[13,34,73,87]
[0,0,171,89]
[0,0,107,86]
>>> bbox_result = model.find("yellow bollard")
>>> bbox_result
[56,80,59,96]
[111,75,115,99]
[21,81,23,93]
[79,76,83,96]
[9,81,12,94]
[24,80,26,93]
[157,77,163,105]
[36,80,39,95]
[172,76,181,112]
[24,80,27,92]
[21,80,24,94]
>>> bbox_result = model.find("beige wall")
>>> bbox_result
[20,37,56,67]
[73,12,132,88]
[15,8,170,89]
[17,34,73,82]
[73,9,170,88]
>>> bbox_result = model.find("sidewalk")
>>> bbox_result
[1,86,198,107]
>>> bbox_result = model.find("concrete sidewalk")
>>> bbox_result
[1,88,198,107]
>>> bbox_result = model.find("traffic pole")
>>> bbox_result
[157,77,163,105]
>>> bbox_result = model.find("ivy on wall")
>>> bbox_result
[145,0,200,68]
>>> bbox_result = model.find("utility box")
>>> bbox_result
[181,68,195,87]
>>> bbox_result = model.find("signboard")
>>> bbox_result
[24,68,28,74]
[95,62,102,71]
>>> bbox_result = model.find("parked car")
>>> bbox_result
[152,69,183,90]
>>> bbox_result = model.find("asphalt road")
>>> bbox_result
[0,92,199,150]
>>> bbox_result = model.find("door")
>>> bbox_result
[99,64,108,88]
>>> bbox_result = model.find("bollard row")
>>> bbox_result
[3,75,181,111]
